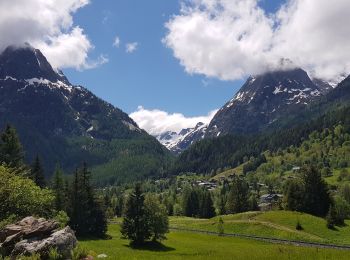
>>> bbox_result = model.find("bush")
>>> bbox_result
[0,166,54,220]
[48,248,62,260]
[54,211,70,229]
[217,217,224,236]
[326,205,337,229]
[0,215,17,229]
[16,254,41,260]
[295,220,303,230]
[71,245,88,260]
[173,203,183,216]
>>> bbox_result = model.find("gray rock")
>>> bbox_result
[12,226,77,258]
[0,217,77,259]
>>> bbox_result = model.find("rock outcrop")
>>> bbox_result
[0,216,77,259]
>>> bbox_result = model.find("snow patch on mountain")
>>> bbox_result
[156,122,207,154]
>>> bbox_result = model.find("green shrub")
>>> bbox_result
[48,247,62,260]
[0,166,54,220]
[17,253,41,260]
[0,214,17,229]
[295,220,303,230]
[54,211,70,229]
[71,245,88,260]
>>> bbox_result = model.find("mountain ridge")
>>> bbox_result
[0,44,171,184]
[206,68,327,137]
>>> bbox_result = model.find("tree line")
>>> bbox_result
[0,124,107,237]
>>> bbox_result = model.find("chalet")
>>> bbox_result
[194,180,218,190]
[260,193,283,204]
[258,202,272,211]
[258,193,283,211]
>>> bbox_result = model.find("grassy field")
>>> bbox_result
[79,224,350,259]
[169,211,350,245]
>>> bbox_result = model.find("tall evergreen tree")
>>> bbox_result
[51,165,66,211]
[121,183,151,245]
[217,196,226,215]
[0,124,24,168]
[226,177,249,214]
[30,155,46,188]
[68,163,107,237]
[283,180,304,212]
[69,169,82,233]
[182,186,200,217]
[301,165,331,217]
[199,190,216,218]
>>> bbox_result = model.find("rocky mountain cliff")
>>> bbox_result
[206,68,329,137]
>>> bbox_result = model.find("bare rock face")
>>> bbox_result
[0,217,77,259]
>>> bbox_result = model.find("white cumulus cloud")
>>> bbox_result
[0,0,105,70]
[164,0,350,82]
[113,36,121,48]
[126,42,139,53]
[130,106,218,136]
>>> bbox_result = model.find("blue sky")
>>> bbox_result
[63,0,284,117]
[3,0,347,134]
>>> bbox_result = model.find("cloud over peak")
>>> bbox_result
[130,106,218,136]
[164,0,350,82]
[0,0,105,70]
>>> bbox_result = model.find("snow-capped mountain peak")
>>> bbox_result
[156,122,207,154]
[206,68,327,137]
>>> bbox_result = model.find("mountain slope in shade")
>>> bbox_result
[0,44,171,184]
[156,122,207,154]
[206,68,325,137]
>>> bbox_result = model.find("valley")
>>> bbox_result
[1,1,350,258]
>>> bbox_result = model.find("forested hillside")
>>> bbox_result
[172,76,350,175]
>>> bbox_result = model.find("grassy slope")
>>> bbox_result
[211,163,246,181]
[169,211,350,245]
[79,224,350,260]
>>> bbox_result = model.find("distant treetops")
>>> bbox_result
[0,124,108,238]
[0,124,45,187]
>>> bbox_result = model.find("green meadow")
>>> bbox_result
[170,211,350,245]
[79,211,350,260]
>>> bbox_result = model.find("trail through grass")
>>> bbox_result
[169,211,350,245]
[79,224,350,259]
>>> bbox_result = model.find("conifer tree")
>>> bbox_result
[51,165,66,211]
[68,163,107,237]
[30,155,46,188]
[69,169,82,233]
[182,186,200,217]
[301,165,331,217]
[199,190,216,218]
[121,183,151,245]
[284,180,304,212]
[217,196,226,215]
[0,124,24,168]
[226,177,249,214]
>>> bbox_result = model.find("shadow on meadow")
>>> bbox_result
[125,241,175,252]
